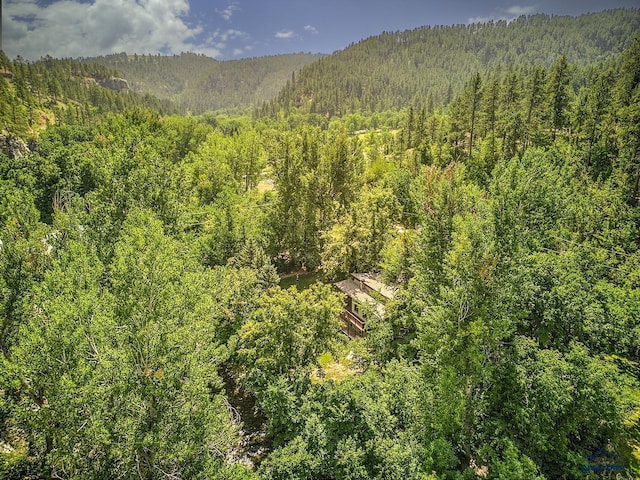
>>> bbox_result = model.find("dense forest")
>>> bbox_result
[0,51,178,137]
[264,10,640,116]
[81,52,323,114]
[1,9,640,480]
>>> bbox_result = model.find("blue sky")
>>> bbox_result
[4,0,639,61]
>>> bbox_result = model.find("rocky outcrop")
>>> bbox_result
[98,76,130,93]
[0,133,30,159]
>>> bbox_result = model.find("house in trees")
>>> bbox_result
[334,273,396,338]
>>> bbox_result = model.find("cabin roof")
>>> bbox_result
[351,272,397,300]
[335,278,386,318]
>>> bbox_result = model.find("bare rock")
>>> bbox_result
[0,133,30,159]
[98,77,130,93]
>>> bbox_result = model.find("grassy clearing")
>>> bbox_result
[311,351,361,384]
[279,271,321,290]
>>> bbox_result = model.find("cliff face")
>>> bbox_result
[98,77,130,93]
[0,133,30,159]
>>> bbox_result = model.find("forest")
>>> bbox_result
[1,9,640,480]
[81,52,323,114]
[265,9,640,116]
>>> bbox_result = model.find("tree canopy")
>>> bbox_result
[1,11,640,480]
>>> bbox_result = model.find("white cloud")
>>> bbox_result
[275,30,295,39]
[211,28,248,42]
[4,0,230,60]
[506,5,537,16]
[217,2,240,22]
[303,25,319,34]
[232,48,244,56]
[467,4,538,24]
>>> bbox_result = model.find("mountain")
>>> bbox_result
[0,52,177,137]
[81,52,324,113]
[264,9,640,117]
[2,9,640,480]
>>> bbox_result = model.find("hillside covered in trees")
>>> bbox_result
[264,9,640,116]
[1,8,640,480]
[0,52,177,137]
[82,52,323,114]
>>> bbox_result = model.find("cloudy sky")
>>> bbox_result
[4,0,639,61]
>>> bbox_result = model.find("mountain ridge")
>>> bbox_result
[263,9,640,117]
[80,52,324,113]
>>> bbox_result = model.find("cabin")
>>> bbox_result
[334,273,397,338]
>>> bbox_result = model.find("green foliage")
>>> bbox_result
[0,55,176,136]
[83,52,323,114]
[1,17,640,480]
[321,185,401,279]
[267,126,365,269]
[3,210,239,478]
[265,10,640,117]
[238,283,342,387]
[0,178,49,356]
[488,440,545,480]
[489,338,635,478]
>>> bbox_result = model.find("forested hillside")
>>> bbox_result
[0,52,177,136]
[83,52,323,113]
[264,9,640,116]
[1,11,640,480]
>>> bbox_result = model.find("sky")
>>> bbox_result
[3,0,639,61]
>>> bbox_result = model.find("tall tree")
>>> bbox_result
[524,65,547,148]
[614,37,640,204]
[547,55,571,142]
[103,209,237,478]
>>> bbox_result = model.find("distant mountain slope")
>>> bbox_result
[81,52,217,99]
[264,9,640,117]
[0,52,177,137]
[82,52,324,113]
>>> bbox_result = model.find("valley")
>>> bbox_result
[0,8,639,479]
